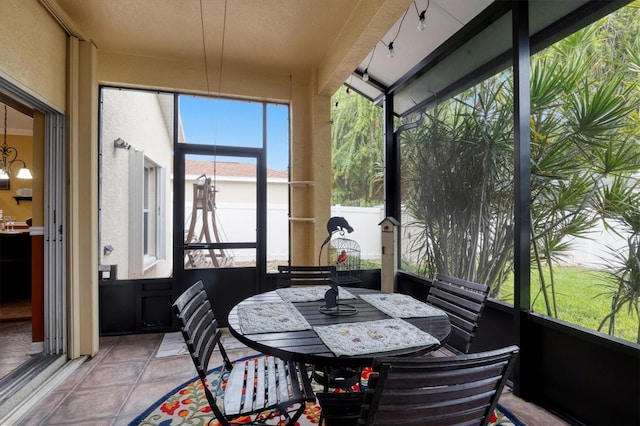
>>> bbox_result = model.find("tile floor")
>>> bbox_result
[13,331,569,426]
[0,299,35,379]
[0,319,33,380]
[0,299,32,321]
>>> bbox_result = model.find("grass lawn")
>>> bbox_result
[497,266,639,344]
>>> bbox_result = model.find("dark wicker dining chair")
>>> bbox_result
[316,345,519,426]
[172,280,315,426]
[427,273,490,355]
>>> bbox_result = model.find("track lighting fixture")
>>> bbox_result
[388,42,395,59]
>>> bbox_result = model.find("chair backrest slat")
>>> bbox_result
[277,265,336,288]
[276,358,290,403]
[242,359,257,413]
[286,360,304,401]
[254,356,266,409]
[362,346,519,426]
[427,273,490,354]
[266,355,278,407]
[223,361,247,415]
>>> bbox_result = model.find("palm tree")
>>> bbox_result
[400,76,514,291]
[398,5,640,335]
[528,18,639,320]
[330,89,385,207]
[331,2,640,342]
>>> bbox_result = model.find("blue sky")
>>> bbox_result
[180,96,289,172]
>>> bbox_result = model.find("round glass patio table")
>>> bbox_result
[227,287,451,369]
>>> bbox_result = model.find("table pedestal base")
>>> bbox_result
[318,304,357,316]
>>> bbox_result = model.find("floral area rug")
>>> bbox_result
[130,356,524,426]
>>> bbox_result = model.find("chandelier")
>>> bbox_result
[0,104,32,180]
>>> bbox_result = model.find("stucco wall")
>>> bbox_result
[100,89,174,279]
[0,0,67,111]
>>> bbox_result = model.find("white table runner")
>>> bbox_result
[359,293,448,318]
[237,301,311,334]
[276,285,356,302]
[313,318,440,357]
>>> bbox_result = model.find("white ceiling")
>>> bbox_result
[351,0,615,116]
[3,0,615,129]
[352,0,494,97]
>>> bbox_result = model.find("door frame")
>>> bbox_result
[0,80,67,355]
[173,141,268,295]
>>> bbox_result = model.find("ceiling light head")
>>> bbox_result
[418,10,426,31]
[388,42,395,59]
[15,160,32,179]
[363,68,370,82]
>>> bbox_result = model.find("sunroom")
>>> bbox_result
[0,0,638,424]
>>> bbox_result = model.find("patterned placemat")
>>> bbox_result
[359,293,448,318]
[313,318,440,357]
[276,286,356,302]
[237,301,312,334]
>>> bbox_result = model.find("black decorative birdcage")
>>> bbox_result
[327,237,361,285]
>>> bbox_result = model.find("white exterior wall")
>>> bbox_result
[559,224,627,268]
[206,203,384,263]
[100,89,174,278]
[330,205,385,261]
[399,207,629,273]
[183,171,385,263]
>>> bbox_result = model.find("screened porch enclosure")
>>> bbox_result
[93,1,638,425]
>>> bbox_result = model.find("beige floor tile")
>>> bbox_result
[139,355,195,383]
[54,362,95,392]
[100,340,159,363]
[0,319,32,380]
[118,378,188,419]
[79,360,147,389]
[15,392,68,425]
[499,388,569,425]
[44,384,131,424]
[9,327,566,426]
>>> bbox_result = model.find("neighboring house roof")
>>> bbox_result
[185,159,288,179]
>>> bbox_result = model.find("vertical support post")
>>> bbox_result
[383,94,398,220]
[512,0,531,397]
[380,217,399,293]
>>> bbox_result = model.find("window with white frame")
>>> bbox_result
[129,150,166,275]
